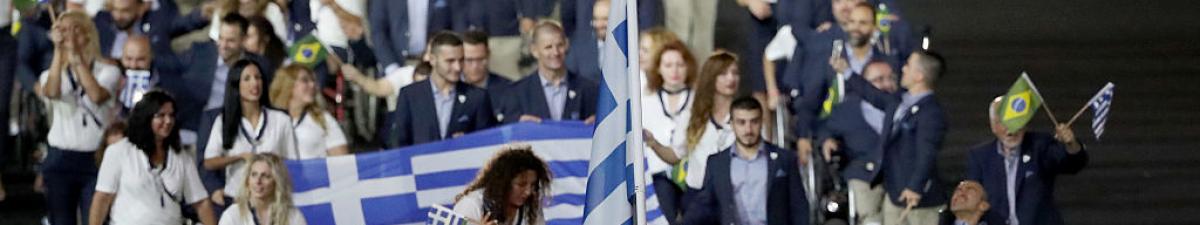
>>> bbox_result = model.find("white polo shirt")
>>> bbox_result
[670,111,734,189]
[218,204,308,225]
[204,108,297,196]
[95,139,209,225]
[453,189,547,225]
[292,111,348,160]
[38,61,122,151]
[640,90,693,175]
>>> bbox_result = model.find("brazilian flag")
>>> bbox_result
[289,34,327,68]
[999,73,1042,133]
[819,74,846,119]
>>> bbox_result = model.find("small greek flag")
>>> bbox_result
[1089,82,1114,140]
[426,205,470,225]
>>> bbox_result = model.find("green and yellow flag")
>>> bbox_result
[289,34,327,68]
[999,73,1042,133]
[820,74,846,119]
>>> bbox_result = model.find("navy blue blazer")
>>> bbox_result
[967,132,1088,225]
[15,18,53,89]
[561,0,662,40]
[500,71,598,123]
[817,94,884,182]
[565,34,602,82]
[389,80,497,147]
[177,42,275,131]
[482,73,514,122]
[370,0,460,68]
[789,25,897,139]
[683,143,809,225]
[93,8,207,58]
[462,0,548,36]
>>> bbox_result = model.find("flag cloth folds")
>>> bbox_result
[289,34,327,68]
[1089,82,1114,140]
[285,122,666,225]
[999,73,1042,133]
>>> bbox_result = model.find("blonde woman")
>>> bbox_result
[219,153,307,225]
[270,64,349,159]
[36,11,123,225]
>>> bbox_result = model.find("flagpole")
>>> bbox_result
[1023,72,1060,124]
[1066,82,1113,127]
[626,0,647,224]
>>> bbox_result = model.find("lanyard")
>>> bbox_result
[240,110,268,153]
[148,152,178,208]
[250,207,262,225]
[657,89,690,120]
[67,66,104,128]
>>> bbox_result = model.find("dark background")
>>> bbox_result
[4,0,1200,224]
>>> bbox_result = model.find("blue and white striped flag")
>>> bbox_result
[1089,82,1114,140]
[285,122,666,225]
[584,0,663,224]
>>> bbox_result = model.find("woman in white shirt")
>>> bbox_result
[219,153,307,225]
[453,145,552,225]
[88,90,219,225]
[269,64,349,159]
[638,28,681,92]
[639,40,697,223]
[644,51,741,199]
[36,11,123,225]
[203,59,297,207]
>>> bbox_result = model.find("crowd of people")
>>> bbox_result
[0,0,1092,224]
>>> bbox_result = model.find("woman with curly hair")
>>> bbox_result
[453,145,553,225]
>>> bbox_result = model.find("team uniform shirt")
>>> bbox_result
[292,111,348,159]
[671,111,734,189]
[94,139,209,225]
[453,189,547,225]
[38,61,122,151]
[204,108,297,196]
[218,204,308,225]
[640,89,693,175]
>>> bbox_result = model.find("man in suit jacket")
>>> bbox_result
[846,50,949,224]
[684,96,808,225]
[966,97,1088,225]
[790,1,902,165]
[564,0,608,82]
[370,0,459,78]
[460,0,549,79]
[817,61,898,225]
[503,22,599,124]
[390,33,497,148]
[461,31,513,121]
[93,0,208,59]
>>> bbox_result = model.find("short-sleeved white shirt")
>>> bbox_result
[292,111,347,159]
[640,90,693,175]
[670,111,734,189]
[452,189,547,225]
[218,203,308,225]
[39,61,122,151]
[204,108,297,196]
[94,139,209,225]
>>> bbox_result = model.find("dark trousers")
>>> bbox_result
[42,147,99,225]
[652,173,684,225]
[0,25,15,169]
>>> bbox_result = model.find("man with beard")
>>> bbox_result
[684,97,809,225]
[93,0,209,59]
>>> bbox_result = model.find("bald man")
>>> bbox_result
[502,22,599,124]
[942,181,991,225]
[966,97,1087,225]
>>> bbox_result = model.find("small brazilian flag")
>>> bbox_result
[999,73,1042,133]
[820,73,846,119]
[289,34,327,68]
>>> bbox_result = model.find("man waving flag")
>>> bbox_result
[999,73,1043,133]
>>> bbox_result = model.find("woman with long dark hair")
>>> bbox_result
[202,59,296,207]
[453,145,553,225]
[644,51,741,211]
[88,90,219,225]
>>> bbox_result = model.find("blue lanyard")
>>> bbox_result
[67,66,104,128]
[240,110,269,153]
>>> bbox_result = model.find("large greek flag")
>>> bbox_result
[584,0,660,224]
[285,122,666,225]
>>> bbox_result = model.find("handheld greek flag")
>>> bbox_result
[1089,82,1114,140]
[290,34,327,68]
[999,73,1042,133]
[426,205,470,225]
[584,0,660,224]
